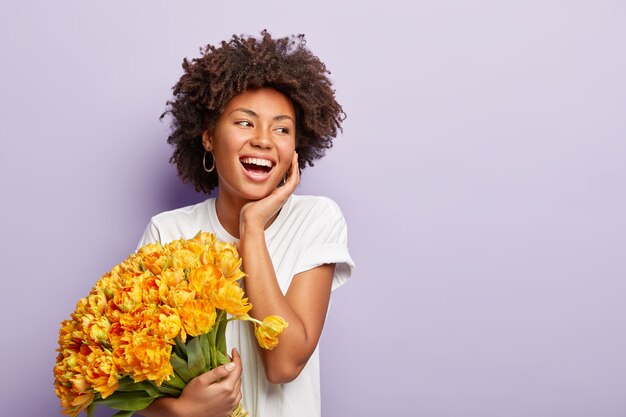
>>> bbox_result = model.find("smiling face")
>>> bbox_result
[202,87,296,204]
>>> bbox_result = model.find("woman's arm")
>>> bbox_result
[239,153,335,384]
[136,349,243,417]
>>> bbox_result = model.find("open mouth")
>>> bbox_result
[240,157,274,175]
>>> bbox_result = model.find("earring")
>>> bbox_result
[203,150,215,173]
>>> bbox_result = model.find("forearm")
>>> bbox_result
[239,225,311,382]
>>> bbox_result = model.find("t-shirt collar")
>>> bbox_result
[207,195,294,243]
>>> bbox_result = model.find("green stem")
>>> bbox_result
[211,310,225,368]
[227,316,262,326]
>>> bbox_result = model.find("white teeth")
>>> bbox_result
[240,157,273,168]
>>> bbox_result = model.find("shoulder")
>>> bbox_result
[150,199,211,226]
[143,199,213,245]
[281,195,348,241]
[288,194,345,223]
[285,195,355,284]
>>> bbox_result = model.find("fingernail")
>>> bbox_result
[225,362,236,371]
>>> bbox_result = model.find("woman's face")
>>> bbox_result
[203,87,296,203]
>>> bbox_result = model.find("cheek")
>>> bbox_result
[279,138,297,155]
[213,132,244,156]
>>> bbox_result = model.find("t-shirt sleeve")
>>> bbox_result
[136,219,161,251]
[294,200,355,291]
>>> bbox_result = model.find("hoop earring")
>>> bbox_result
[203,150,215,173]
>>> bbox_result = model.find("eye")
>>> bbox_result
[274,127,290,134]
[236,120,253,128]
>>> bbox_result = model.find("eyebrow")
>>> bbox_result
[229,107,294,123]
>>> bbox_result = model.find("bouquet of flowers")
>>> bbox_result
[54,232,288,417]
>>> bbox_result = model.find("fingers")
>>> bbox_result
[276,152,300,195]
[231,348,243,380]
[177,352,243,417]
[287,152,300,188]
[289,152,299,180]
[233,371,242,394]
[198,361,237,385]
[198,348,242,387]
[232,347,242,366]
[235,389,242,405]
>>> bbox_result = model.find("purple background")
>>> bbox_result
[1,1,625,416]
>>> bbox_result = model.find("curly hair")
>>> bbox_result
[162,30,345,194]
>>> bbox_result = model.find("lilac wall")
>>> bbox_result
[1,1,625,416]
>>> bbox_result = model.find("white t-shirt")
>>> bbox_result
[137,194,354,417]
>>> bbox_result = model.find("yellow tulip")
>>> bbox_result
[86,315,111,344]
[155,305,183,340]
[254,316,288,350]
[188,264,222,297]
[114,274,148,312]
[157,269,185,302]
[167,282,196,308]
[83,346,119,398]
[210,279,251,317]
[199,248,216,266]
[95,273,121,299]
[216,248,245,281]
[179,299,216,337]
[181,239,203,256]
[191,231,217,247]
[114,331,173,385]
[57,320,81,354]
[140,249,169,275]
[68,390,94,414]
[118,304,157,332]
[137,241,163,256]
[171,248,199,270]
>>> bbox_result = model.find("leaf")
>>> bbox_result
[170,352,193,383]
[200,332,212,371]
[86,403,96,417]
[115,377,161,397]
[93,391,157,410]
[216,350,230,366]
[216,311,228,355]
[140,382,162,398]
[117,377,148,392]
[186,336,207,378]
[173,336,187,360]
[163,372,186,390]
[152,383,182,396]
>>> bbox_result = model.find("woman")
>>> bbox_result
[137,31,354,417]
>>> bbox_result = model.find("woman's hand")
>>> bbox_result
[175,348,243,417]
[239,152,300,235]
[138,348,243,417]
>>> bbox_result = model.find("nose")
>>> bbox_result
[250,127,273,149]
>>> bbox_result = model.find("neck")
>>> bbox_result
[215,192,246,239]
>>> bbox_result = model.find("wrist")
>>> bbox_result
[240,214,266,236]
[240,224,265,243]
[168,397,184,417]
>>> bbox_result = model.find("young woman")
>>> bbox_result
[137,31,354,417]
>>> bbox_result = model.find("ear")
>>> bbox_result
[201,129,213,151]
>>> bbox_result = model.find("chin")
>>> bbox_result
[239,184,278,201]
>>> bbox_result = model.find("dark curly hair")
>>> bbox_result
[162,30,345,194]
